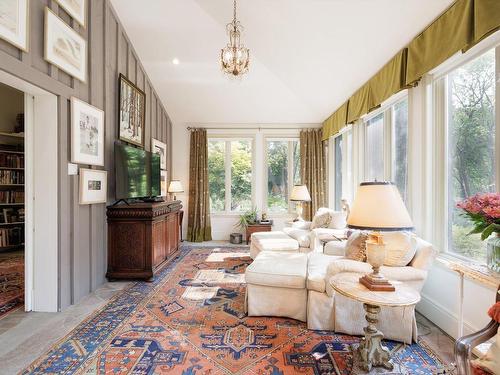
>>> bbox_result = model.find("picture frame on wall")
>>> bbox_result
[0,0,29,51]
[79,168,107,204]
[71,97,104,166]
[119,74,146,148]
[152,138,167,170]
[54,0,86,27]
[44,7,87,82]
[160,170,168,197]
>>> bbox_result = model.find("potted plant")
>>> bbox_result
[457,193,500,272]
[234,206,258,233]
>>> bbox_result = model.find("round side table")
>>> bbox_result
[330,273,421,371]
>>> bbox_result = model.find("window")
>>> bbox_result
[266,140,300,212]
[364,113,384,181]
[334,136,342,210]
[446,48,496,262]
[208,139,253,213]
[392,98,409,202]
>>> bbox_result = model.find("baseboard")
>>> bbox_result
[417,293,480,339]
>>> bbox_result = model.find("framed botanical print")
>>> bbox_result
[151,138,167,170]
[71,97,104,166]
[0,0,29,51]
[54,0,86,27]
[79,168,107,204]
[44,7,87,82]
[119,74,145,147]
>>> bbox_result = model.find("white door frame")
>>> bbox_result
[0,70,59,312]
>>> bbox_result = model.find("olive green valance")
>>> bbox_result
[369,49,409,110]
[322,102,348,140]
[474,0,500,43]
[406,0,474,85]
[347,84,373,124]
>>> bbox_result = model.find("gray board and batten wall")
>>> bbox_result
[0,0,173,309]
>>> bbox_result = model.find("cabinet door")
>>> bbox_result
[152,220,166,267]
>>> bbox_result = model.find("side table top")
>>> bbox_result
[330,273,421,307]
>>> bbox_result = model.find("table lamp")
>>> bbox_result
[167,180,184,200]
[347,182,413,291]
[290,185,311,221]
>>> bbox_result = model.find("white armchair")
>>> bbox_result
[307,236,437,344]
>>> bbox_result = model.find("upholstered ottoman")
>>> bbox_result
[245,252,308,321]
[249,231,299,259]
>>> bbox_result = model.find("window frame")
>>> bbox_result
[207,136,256,215]
[264,137,300,215]
[431,41,500,262]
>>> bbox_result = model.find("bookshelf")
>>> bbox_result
[0,146,24,251]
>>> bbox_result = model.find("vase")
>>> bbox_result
[487,233,500,273]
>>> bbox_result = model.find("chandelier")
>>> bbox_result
[220,0,250,77]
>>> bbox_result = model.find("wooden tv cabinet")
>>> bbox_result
[106,200,182,280]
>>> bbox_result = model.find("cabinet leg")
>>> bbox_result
[357,303,393,371]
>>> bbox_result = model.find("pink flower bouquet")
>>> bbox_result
[457,193,500,240]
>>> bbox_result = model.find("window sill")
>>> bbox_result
[436,253,500,289]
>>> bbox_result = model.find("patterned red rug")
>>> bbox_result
[24,247,447,374]
[0,252,24,319]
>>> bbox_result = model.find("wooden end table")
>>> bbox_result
[330,273,421,371]
[246,223,273,244]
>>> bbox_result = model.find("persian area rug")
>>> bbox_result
[0,252,24,319]
[24,247,447,374]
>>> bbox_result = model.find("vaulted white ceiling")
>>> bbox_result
[110,0,453,125]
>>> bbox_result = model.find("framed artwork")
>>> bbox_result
[71,97,104,166]
[160,170,168,197]
[79,168,107,204]
[119,74,145,147]
[152,138,167,170]
[54,0,85,27]
[0,0,29,51]
[44,7,87,82]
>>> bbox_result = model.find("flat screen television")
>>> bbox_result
[115,142,160,199]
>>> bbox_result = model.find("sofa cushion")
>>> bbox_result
[345,231,368,262]
[310,212,331,229]
[283,227,311,248]
[246,252,307,289]
[382,231,417,267]
[307,252,343,292]
[316,207,347,229]
[324,239,347,256]
[251,231,299,251]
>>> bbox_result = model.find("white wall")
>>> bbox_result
[172,123,320,240]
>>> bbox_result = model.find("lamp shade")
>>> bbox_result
[168,180,184,193]
[290,185,311,202]
[347,182,413,231]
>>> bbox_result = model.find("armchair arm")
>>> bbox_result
[309,227,346,252]
[290,221,312,230]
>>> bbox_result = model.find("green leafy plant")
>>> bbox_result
[234,206,258,232]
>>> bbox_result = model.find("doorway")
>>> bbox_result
[0,70,58,313]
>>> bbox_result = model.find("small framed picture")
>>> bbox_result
[160,170,167,196]
[54,0,86,27]
[152,138,167,170]
[44,7,87,82]
[71,97,104,166]
[119,74,145,147]
[0,0,29,51]
[79,168,107,204]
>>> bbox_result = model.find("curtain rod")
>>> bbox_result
[186,126,317,131]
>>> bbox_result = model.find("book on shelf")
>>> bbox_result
[0,227,23,247]
[0,190,24,203]
[0,170,24,184]
[0,153,23,168]
[0,207,24,224]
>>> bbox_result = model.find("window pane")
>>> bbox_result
[346,130,353,203]
[448,48,496,262]
[208,140,226,212]
[231,140,252,211]
[393,99,409,202]
[365,113,384,181]
[293,140,301,185]
[267,141,288,212]
[334,136,342,210]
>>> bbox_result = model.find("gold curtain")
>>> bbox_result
[473,0,500,44]
[406,0,474,85]
[346,83,373,124]
[187,129,212,242]
[322,102,348,141]
[300,129,326,221]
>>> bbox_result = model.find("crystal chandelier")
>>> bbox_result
[220,0,250,77]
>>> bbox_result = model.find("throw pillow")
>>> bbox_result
[329,211,347,229]
[345,231,369,262]
[382,232,418,267]
[310,212,332,229]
